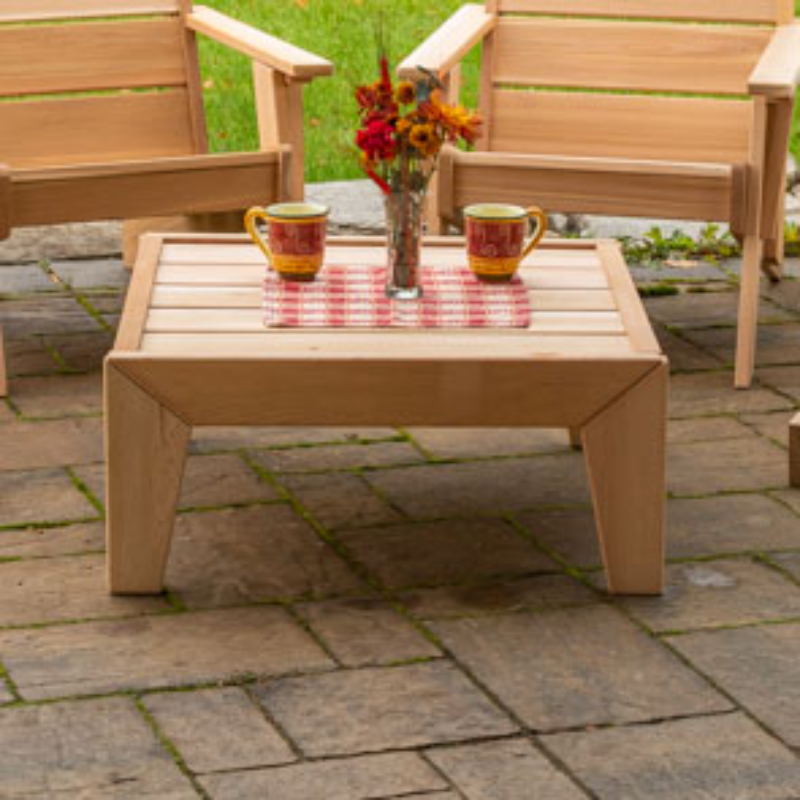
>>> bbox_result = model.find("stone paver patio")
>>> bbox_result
[1,232,800,798]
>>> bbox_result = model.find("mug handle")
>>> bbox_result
[244,207,272,265]
[521,206,548,260]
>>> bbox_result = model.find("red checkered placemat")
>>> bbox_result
[263,264,530,328]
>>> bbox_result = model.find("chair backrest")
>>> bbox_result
[0,0,207,170]
[482,0,794,163]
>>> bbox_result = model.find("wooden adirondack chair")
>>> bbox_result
[399,1,800,388]
[0,0,333,397]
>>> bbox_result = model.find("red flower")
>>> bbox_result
[356,118,396,162]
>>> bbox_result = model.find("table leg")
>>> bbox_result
[582,363,667,595]
[790,413,800,489]
[105,363,190,594]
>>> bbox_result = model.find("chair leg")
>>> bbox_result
[790,413,800,488]
[734,235,764,389]
[0,326,7,398]
[762,192,785,282]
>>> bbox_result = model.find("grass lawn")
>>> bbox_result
[198,1,800,182]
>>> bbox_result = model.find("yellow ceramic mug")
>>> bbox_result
[244,202,329,281]
[464,203,548,281]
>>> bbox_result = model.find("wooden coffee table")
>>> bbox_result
[106,234,668,596]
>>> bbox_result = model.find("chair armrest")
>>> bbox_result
[186,6,334,80]
[749,23,800,98]
[398,4,495,81]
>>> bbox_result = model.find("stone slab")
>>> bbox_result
[166,505,364,608]
[772,489,800,516]
[144,687,295,774]
[49,258,129,290]
[0,606,332,700]
[0,468,97,528]
[621,559,800,633]
[759,364,800,401]
[1,296,103,338]
[431,605,730,731]
[200,752,447,800]
[668,436,787,496]
[681,323,800,369]
[771,551,800,581]
[0,521,104,559]
[543,712,800,800]
[398,574,596,620]
[0,417,103,472]
[253,441,424,473]
[652,325,722,371]
[0,264,59,295]
[296,597,440,666]
[666,416,754,445]
[670,622,800,747]
[669,371,791,418]
[76,452,278,513]
[407,428,572,459]
[3,337,60,378]
[741,411,792,447]
[645,291,793,329]
[9,373,103,419]
[365,454,589,519]
[0,697,195,797]
[256,661,517,757]
[280,471,404,530]
[427,738,586,800]
[44,329,115,372]
[339,518,557,589]
[0,554,168,627]
[0,221,122,263]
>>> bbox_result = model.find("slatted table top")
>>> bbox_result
[116,233,662,363]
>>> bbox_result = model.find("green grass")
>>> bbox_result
[198,1,800,182]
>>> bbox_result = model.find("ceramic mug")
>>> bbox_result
[244,202,329,281]
[464,203,548,281]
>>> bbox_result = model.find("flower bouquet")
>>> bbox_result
[355,55,480,298]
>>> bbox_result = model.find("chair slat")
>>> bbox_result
[0,0,181,23]
[492,18,771,95]
[490,90,753,163]
[0,91,195,168]
[0,19,186,97]
[495,0,794,25]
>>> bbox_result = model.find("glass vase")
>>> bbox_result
[384,187,424,300]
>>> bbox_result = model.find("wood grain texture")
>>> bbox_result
[0,91,195,169]
[493,18,770,95]
[0,19,186,98]
[582,362,667,594]
[115,354,656,427]
[490,90,752,164]
[116,235,165,351]
[749,23,800,97]
[0,0,180,22]
[187,5,333,78]
[496,0,793,24]
[791,412,800,488]
[11,152,282,226]
[0,165,9,241]
[398,3,495,79]
[0,326,7,398]
[451,151,736,222]
[105,362,189,594]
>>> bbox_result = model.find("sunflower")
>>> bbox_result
[395,81,416,105]
[408,123,439,157]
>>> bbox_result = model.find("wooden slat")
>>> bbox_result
[0,19,186,98]
[496,0,793,24]
[186,6,333,79]
[492,18,771,95]
[749,23,800,98]
[397,3,496,79]
[11,152,281,227]
[143,307,625,336]
[114,355,655,428]
[0,91,194,169]
[0,0,180,23]
[116,235,165,351]
[490,91,752,164]
[597,240,661,353]
[530,289,615,311]
[452,151,736,222]
[138,331,635,358]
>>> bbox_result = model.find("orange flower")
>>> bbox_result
[396,117,413,136]
[408,123,440,157]
[396,81,416,105]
